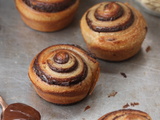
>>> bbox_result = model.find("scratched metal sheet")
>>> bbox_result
[0,0,160,120]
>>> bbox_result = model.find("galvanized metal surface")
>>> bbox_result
[0,0,160,119]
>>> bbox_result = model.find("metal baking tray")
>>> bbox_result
[0,0,160,119]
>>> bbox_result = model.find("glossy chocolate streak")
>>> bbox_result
[47,58,78,73]
[86,8,134,32]
[22,0,76,12]
[33,55,88,86]
[94,4,124,21]
[2,103,41,120]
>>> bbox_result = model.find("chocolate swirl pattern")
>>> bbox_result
[98,109,152,120]
[28,44,100,105]
[80,2,147,61]
[86,2,134,32]
[33,49,88,86]
[15,0,79,32]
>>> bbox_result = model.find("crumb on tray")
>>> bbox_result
[120,72,127,78]
[84,105,91,112]
[108,90,118,98]
[146,46,151,52]
[123,102,139,108]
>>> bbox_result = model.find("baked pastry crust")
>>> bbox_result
[15,0,79,32]
[80,2,147,61]
[28,44,100,105]
[98,109,152,120]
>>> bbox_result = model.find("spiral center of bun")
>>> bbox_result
[33,46,88,86]
[95,2,123,21]
[86,2,134,32]
[54,51,69,64]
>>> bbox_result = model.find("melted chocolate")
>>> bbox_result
[2,103,41,120]
[22,0,76,12]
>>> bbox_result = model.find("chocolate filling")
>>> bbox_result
[22,0,76,12]
[33,52,88,86]
[47,57,78,73]
[86,4,134,32]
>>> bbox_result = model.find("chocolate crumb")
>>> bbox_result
[84,105,91,112]
[123,102,139,108]
[123,103,130,108]
[120,72,127,78]
[107,38,116,41]
[130,102,139,107]
[108,90,118,97]
[146,46,151,53]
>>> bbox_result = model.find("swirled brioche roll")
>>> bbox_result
[28,44,100,105]
[80,2,147,61]
[98,109,152,120]
[15,0,79,32]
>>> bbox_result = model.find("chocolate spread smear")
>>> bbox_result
[2,103,41,120]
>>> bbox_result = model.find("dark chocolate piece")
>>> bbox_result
[123,103,130,108]
[120,72,127,78]
[146,46,151,53]
[84,105,91,112]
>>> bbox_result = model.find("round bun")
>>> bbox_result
[98,109,152,120]
[80,2,147,61]
[28,44,100,105]
[15,0,79,32]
